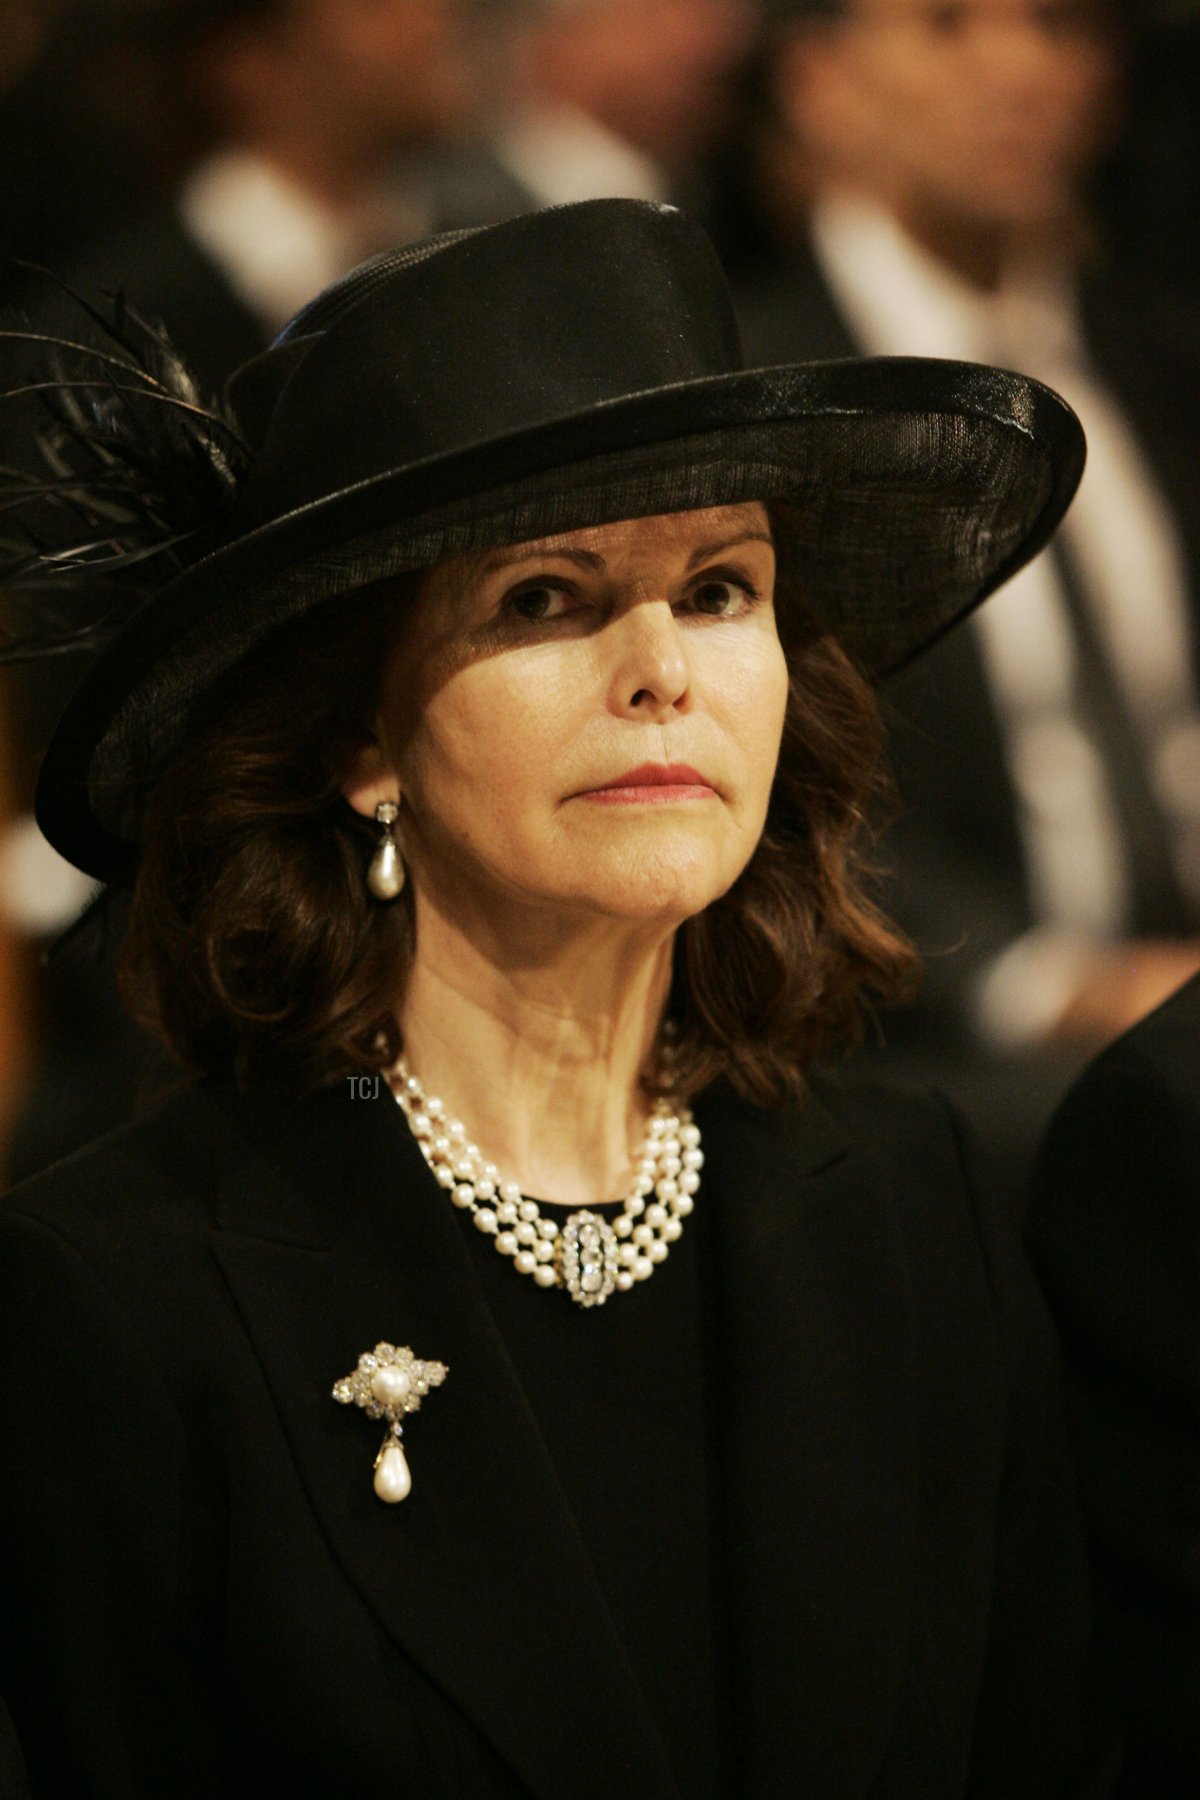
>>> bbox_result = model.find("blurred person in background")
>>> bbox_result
[0,1,56,288]
[0,1,157,298]
[735,0,1200,1185]
[20,0,473,389]
[0,0,473,1181]
[0,680,31,1183]
[0,0,45,96]
[7,0,472,730]
[0,6,42,1177]
[1096,0,1200,305]
[426,0,758,230]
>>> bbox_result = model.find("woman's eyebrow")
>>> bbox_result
[477,545,607,577]
[685,531,774,570]
[477,530,775,581]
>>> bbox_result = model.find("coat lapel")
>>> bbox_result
[698,1083,921,1796]
[208,1080,678,1800]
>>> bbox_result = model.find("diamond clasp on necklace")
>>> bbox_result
[559,1210,620,1306]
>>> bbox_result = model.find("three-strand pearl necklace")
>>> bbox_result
[390,1057,702,1308]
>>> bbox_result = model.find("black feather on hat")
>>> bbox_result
[0,278,249,654]
[0,200,1085,885]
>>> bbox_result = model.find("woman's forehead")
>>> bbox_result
[441,501,775,587]
[509,500,771,559]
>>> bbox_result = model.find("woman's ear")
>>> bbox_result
[341,734,400,822]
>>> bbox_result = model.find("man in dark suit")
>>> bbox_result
[734,0,1200,1180]
[1027,970,1200,1796]
[39,0,471,391]
[418,0,756,234]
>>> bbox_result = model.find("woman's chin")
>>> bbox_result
[555,844,740,924]
[521,815,748,918]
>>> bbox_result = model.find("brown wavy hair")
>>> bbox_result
[121,511,919,1104]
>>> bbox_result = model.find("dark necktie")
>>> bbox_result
[1050,537,1194,935]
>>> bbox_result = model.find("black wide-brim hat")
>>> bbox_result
[32,199,1085,884]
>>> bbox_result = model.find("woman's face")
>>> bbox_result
[346,502,788,929]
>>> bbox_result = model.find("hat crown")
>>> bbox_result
[230,200,745,529]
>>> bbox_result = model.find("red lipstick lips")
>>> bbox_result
[602,764,710,788]
[580,763,716,804]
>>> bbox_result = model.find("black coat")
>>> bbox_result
[1027,972,1200,1798]
[0,1070,1086,1798]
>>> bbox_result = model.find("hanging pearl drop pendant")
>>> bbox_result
[373,1433,412,1503]
[367,801,405,900]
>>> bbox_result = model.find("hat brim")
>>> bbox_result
[37,356,1084,884]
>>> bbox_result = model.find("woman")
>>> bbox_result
[0,200,1087,1798]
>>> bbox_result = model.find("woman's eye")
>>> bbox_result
[506,583,572,621]
[689,577,758,617]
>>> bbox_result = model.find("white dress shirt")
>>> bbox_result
[491,103,669,210]
[180,151,431,335]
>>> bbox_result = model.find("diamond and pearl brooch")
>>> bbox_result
[332,1342,448,1503]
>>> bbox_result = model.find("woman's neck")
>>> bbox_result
[398,897,676,1209]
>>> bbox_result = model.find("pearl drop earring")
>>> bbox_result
[367,800,405,900]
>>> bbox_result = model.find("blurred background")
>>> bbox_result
[2,0,1200,1192]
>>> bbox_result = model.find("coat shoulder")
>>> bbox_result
[1039,968,1200,1154]
[805,1064,965,1149]
[705,1066,1008,1282]
[0,1078,250,1247]
[806,1065,984,1213]
[1028,971,1200,1379]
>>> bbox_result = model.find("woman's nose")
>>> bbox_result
[607,598,691,719]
